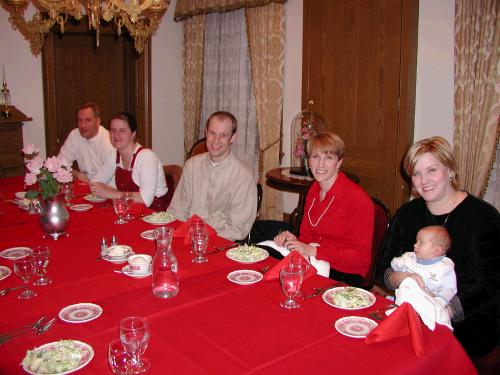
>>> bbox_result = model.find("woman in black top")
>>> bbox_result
[378,136,500,358]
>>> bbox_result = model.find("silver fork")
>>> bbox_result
[0,316,48,345]
[368,304,398,321]
[0,285,25,296]
[304,282,343,299]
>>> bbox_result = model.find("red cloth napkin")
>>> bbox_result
[173,215,217,245]
[365,302,425,358]
[263,251,317,281]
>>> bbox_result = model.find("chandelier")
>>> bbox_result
[3,0,170,54]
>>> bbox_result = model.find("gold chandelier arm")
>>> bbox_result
[120,14,161,54]
[102,0,156,23]
[36,0,83,20]
[8,9,56,55]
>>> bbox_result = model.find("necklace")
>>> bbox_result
[439,192,459,228]
[308,196,335,227]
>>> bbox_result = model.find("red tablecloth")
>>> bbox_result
[0,177,476,374]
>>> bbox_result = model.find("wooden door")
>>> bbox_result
[302,0,418,213]
[42,18,152,157]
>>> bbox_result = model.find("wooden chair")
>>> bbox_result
[189,138,208,158]
[256,182,263,215]
[163,164,183,206]
[360,197,391,290]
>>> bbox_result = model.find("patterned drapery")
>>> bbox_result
[246,1,285,220]
[174,0,286,21]
[454,0,500,196]
[182,15,205,158]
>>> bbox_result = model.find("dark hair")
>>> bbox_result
[205,111,238,135]
[110,112,138,133]
[77,102,100,118]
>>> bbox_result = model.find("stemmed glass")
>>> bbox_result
[191,228,209,263]
[288,251,310,299]
[279,266,303,309]
[61,182,74,206]
[109,338,132,375]
[13,252,37,299]
[120,317,150,373]
[113,196,128,224]
[189,219,206,254]
[32,246,52,286]
[124,192,135,221]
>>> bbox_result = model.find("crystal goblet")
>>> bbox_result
[13,253,37,299]
[61,182,74,206]
[191,228,209,263]
[113,196,128,224]
[279,267,303,309]
[120,317,150,373]
[109,338,133,375]
[32,245,52,286]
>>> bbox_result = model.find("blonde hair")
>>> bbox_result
[420,225,452,254]
[307,132,345,160]
[403,136,458,190]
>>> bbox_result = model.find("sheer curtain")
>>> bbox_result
[484,141,500,210]
[198,9,259,177]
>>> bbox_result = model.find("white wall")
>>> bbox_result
[0,0,455,211]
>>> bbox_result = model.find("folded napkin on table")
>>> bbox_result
[174,215,217,245]
[394,277,453,331]
[365,302,425,358]
[258,240,330,277]
[263,250,317,281]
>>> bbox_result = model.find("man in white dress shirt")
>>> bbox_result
[168,111,257,241]
[58,102,115,183]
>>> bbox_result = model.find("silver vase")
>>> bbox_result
[39,194,70,240]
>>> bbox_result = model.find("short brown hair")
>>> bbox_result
[420,225,452,254]
[205,111,238,135]
[403,136,458,190]
[77,102,100,118]
[307,132,345,160]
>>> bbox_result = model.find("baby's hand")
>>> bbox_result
[407,273,425,288]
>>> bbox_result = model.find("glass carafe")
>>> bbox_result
[152,227,179,298]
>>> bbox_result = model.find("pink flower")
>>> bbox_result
[54,168,73,183]
[44,156,62,173]
[22,144,40,156]
[27,156,43,174]
[294,137,305,159]
[24,173,37,186]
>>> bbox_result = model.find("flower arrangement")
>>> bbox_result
[293,122,315,161]
[23,144,73,200]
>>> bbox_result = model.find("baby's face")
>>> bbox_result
[413,230,439,260]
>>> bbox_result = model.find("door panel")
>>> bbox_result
[42,18,151,157]
[303,0,418,212]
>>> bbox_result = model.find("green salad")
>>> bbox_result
[145,211,174,223]
[22,340,85,374]
[228,245,266,262]
[332,287,371,308]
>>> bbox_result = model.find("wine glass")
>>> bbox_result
[109,338,132,375]
[113,196,128,224]
[61,182,74,206]
[191,228,209,263]
[32,246,52,286]
[279,267,303,309]
[119,317,150,373]
[13,253,37,299]
[124,192,135,220]
[288,251,310,299]
[189,219,205,254]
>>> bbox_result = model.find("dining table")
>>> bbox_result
[0,176,477,374]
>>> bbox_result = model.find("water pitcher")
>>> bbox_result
[152,227,179,298]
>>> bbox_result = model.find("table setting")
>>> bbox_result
[0,175,477,374]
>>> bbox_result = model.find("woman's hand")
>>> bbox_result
[283,240,318,257]
[89,182,120,200]
[274,231,296,246]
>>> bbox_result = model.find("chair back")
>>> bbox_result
[189,138,208,158]
[163,164,183,207]
[257,182,263,215]
[361,197,391,289]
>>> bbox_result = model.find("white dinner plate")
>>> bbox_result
[22,340,94,375]
[142,212,175,225]
[226,245,269,264]
[69,204,93,212]
[334,316,378,338]
[83,194,106,203]
[59,303,103,323]
[0,247,32,260]
[0,265,11,281]
[322,287,376,310]
[121,265,152,278]
[140,230,156,241]
[227,270,263,285]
